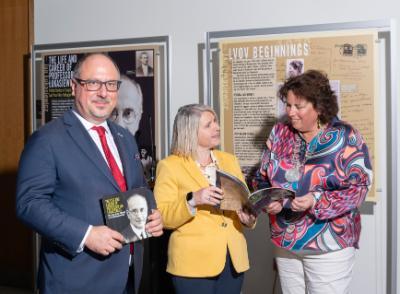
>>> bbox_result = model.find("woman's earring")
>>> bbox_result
[317,117,321,129]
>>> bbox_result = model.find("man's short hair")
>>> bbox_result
[73,53,120,79]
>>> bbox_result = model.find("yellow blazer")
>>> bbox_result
[154,150,249,277]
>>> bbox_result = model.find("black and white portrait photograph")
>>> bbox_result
[102,187,155,244]
[135,50,154,77]
[109,75,143,136]
[285,58,304,78]
[122,192,151,243]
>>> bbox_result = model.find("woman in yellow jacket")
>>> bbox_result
[154,104,255,294]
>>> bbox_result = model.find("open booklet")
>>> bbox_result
[216,170,295,215]
[101,187,153,243]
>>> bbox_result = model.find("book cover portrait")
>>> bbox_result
[102,187,154,243]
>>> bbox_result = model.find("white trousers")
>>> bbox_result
[274,246,355,294]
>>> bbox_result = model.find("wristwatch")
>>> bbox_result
[186,192,193,202]
[186,192,196,212]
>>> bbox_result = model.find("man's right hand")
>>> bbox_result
[193,186,224,206]
[85,225,124,256]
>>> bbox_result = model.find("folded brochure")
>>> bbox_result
[216,170,295,215]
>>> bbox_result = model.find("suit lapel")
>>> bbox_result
[213,151,226,171]
[180,156,209,187]
[63,110,120,191]
[108,122,134,189]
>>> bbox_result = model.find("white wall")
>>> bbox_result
[34,0,400,293]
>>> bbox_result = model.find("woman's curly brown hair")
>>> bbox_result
[278,69,338,124]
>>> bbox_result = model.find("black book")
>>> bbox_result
[216,170,295,215]
[102,187,154,243]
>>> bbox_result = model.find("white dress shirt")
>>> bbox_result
[73,111,124,252]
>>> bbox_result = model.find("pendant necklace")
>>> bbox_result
[285,165,301,182]
[285,134,304,182]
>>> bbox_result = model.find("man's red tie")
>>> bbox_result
[92,126,133,254]
[92,126,127,192]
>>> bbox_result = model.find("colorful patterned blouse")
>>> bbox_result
[254,118,373,252]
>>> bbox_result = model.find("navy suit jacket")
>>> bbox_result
[16,109,150,294]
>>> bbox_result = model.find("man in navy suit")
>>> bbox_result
[16,53,163,294]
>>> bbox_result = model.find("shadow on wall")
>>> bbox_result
[359,201,374,215]
[243,214,281,294]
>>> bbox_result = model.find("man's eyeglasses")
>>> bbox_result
[74,78,122,92]
[126,208,145,214]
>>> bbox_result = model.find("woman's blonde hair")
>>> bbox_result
[171,104,218,158]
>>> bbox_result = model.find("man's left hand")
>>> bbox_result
[145,209,163,237]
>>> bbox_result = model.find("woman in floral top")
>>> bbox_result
[255,70,373,294]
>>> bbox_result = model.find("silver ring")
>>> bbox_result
[208,196,211,201]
